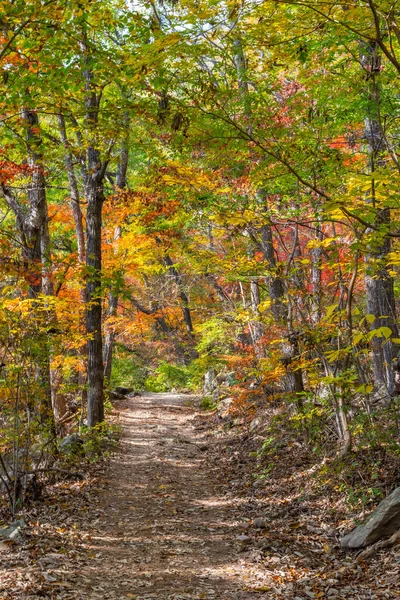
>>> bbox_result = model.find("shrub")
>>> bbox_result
[145,361,192,392]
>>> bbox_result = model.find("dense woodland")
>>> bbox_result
[1,0,400,519]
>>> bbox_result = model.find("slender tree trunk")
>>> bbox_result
[310,216,323,324]
[362,40,398,397]
[158,249,197,363]
[58,113,86,266]
[257,213,286,323]
[255,192,306,422]
[86,166,105,426]
[20,108,56,434]
[103,292,119,383]
[103,227,121,383]
[103,122,129,383]
[162,253,194,335]
[58,112,87,417]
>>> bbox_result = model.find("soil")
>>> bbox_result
[71,392,264,599]
[1,392,400,600]
[0,393,265,599]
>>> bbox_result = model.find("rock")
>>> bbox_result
[341,486,400,548]
[252,479,264,487]
[110,390,125,400]
[236,534,251,542]
[0,519,26,541]
[114,386,133,395]
[269,555,280,563]
[253,517,267,529]
[371,383,391,407]
[249,418,262,432]
[20,473,43,502]
[59,433,83,455]
[215,370,236,387]
[225,371,236,386]
[204,369,216,394]
[218,397,233,419]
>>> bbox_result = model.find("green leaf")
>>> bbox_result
[365,314,376,324]
[378,326,392,339]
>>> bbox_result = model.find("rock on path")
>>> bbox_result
[70,393,263,600]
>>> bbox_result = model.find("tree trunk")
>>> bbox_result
[258,219,286,323]
[81,31,106,427]
[163,253,194,335]
[4,108,57,435]
[86,166,105,426]
[103,121,129,382]
[58,113,85,266]
[362,40,398,397]
[103,291,118,383]
[255,192,306,414]
[310,216,323,324]
[103,227,121,383]
[58,112,87,416]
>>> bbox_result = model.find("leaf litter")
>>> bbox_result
[0,392,399,599]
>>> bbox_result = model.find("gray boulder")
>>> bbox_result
[204,369,216,394]
[59,433,83,455]
[253,517,267,529]
[0,519,26,541]
[218,397,234,419]
[341,486,400,549]
[114,386,133,396]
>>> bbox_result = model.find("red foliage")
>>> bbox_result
[0,160,30,184]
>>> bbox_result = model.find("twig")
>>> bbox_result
[24,467,84,479]
[357,531,400,559]
[0,454,11,483]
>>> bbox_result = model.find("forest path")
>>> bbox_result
[71,392,263,600]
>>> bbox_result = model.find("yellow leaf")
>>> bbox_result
[323,543,332,554]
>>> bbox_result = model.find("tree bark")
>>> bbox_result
[58,113,85,266]
[103,121,129,383]
[103,227,122,383]
[160,251,194,335]
[2,108,57,434]
[310,216,323,324]
[86,164,105,426]
[81,32,106,427]
[362,40,398,397]
[257,218,286,323]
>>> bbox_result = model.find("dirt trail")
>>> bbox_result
[71,393,262,600]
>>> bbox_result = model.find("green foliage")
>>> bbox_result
[315,453,389,510]
[80,422,120,462]
[200,395,217,411]
[109,349,149,391]
[145,361,192,392]
[196,317,236,356]
[339,482,385,511]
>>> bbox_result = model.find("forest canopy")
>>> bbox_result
[1,0,400,512]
